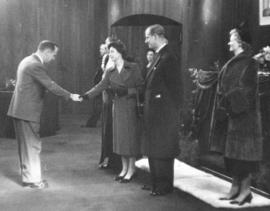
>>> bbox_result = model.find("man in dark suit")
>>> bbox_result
[142,24,182,196]
[7,40,81,189]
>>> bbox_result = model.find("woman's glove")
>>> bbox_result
[79,94,89,100]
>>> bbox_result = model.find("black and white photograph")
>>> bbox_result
[260,0,270,25]
[0,0,270,210]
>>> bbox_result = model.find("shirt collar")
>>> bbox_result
[35,53,44,64]
[156,43,167,53]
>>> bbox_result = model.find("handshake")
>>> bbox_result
[69,86,136,102]
[69,94,88,102]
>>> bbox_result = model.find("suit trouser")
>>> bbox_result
[148,157,174,192]
[13,119,42,183]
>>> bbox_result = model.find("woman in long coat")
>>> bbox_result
[82,40,144,182]
[213,29,262,205]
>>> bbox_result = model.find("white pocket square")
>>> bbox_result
[155,94,161,98]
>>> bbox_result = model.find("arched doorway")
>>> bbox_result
[111,14,182,75]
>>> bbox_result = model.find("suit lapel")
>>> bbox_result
[119,61,130,82]
[111,61,131,87]
[32,54,43,64]
[145,53,161,82]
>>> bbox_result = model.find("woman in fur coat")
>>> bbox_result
[215,28,262,205]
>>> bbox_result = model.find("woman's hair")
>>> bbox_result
[146,48,155,54]
[108,40,127,58]
[229,28,252,54]
[105,36,118,45]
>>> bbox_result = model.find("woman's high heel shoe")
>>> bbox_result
[98,163,109,169]
[114,174,125,181]
[219,192,239,200]
[120,173,137,183]
[98,158,109,169]
[230,193,253,206]
[238,193,253,206]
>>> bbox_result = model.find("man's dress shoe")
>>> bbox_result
[22,180,48,189]
[141,185,151,191]
[150,188,173,196]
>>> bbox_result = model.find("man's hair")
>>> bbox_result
[146,24,165,37]
[38,40,58,52]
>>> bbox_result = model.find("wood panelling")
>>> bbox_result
[107,0,192,107]
[0,0,109,114]
[1,0,269,115]
[107,0,270,110]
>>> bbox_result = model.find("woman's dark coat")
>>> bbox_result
[210,52,262,161]
[85,61,144,157]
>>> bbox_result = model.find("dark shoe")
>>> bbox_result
[98,158,109,169]
[120,173,137,183]
[230,193,253,206]
[22,180,48,189]
[150,190,163,196]
[98,163,109,169]
[141,185,151,191]
[150,188,173,196]
[150,187,173,196]
[219,192,239,200]
[120,178,131,183]
[114,175,125,181]
[102,163,109,169]
[238,193,253,206]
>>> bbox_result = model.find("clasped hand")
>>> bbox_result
[70,94,83,102]
[79,94,89,101]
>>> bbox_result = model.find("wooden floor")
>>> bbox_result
[0,115,269,211]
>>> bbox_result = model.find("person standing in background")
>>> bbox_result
[84,44,107,127]
[98,36,119,169]
[7,40,81,189]
[142,24,182,196]
[215,28,262,206]
[142,49,155,79]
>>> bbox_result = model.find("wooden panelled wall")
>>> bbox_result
[107,0,270,109]
[107,0,192,107]
[1,0,269,114]
[0,0,109,114]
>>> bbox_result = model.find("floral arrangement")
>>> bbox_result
[5,78,16,90]
[188,61,220,91]
[254,45,270,76]
[254,46,270,63]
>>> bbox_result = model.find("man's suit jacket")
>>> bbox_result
[142,45,182,158]
[8,54,70,123]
